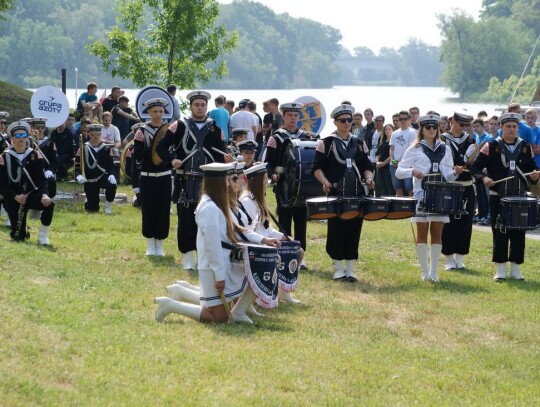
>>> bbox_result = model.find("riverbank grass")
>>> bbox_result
[1,184,539,405]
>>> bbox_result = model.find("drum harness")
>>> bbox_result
[83,142,109,183]
[4,149,38,194]
[328,136,365,196]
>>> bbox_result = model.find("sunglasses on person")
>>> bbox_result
[399,117,409,121]
[0,121,7,125]
[336,117,353,123]
[456,121,468,127]
[13,132,29,139]
[34,124,45,129]
[423,124,438,130]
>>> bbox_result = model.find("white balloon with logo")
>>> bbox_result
[30,86,70,128]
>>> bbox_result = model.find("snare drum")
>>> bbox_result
[306,196,338,220]
[338,197,362,220]
[383,196,416,220]
[361,196,389,220]
[277,139,322,207]
[499,196,539,230]
[423,181,464,214]
[182,172,203,204]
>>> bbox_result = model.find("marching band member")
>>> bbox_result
[0,121,54,244]
[227,128,248,159]
[156,90,231,270]
[27,117,57,199]
[0,111,11,224]
[396,114,459,282]
[440,111,476,270]
[166,162,280,322]
[240,162,303,304]
[237,140,257,169]
[132,98,171,256]
[122,122,145,207]
[75,124,117,216]
[264,102,309,267]
[155,162,247,324]
[469,113,539,281]
[312,104,374,282]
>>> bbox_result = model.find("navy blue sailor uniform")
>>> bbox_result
[37,136,58,198]
[156,117,226,253]
[440,131,476,257]
[469,137,538,265]
[311,134,374,260]
[132,123,172,240]
[75,141,117,213]
[0,148,54,240]
[264,127,310,251]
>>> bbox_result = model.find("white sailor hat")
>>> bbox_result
[244,162,267,178]
[144,98,168,109]
[417,114,441,126]
[330,104,355,119]
[237,140,258,151]
[7,121,31,136]
[231,128,249,138]
[234,161,246,173]
[0,111,10,120]
[21,117,33,123]
[131,122,145,131]
[200,162,236,177]
[499,112,521,125]
[187,90,211,103]
[280,102,304,113]
[452,110,473,124]
[88,124,104,132]
[29,117,48,126]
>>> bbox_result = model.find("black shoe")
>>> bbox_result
[347,276,358,283]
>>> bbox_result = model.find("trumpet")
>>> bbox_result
[14,181,28,240]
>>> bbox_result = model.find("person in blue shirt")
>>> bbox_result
[209,95,230,144]
[76,82,103,123]
[495,103,533,143]
[524,108,540,167]
[472,118,493,225]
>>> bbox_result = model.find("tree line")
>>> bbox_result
[0,0,538,101]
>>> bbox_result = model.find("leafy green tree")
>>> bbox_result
[88,0,238,88]
[354,47,375,57]
[438,11,533,97]
[397,39,441,86]
[484,56,540,103]
[482,0,540,35]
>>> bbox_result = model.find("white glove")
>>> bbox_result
[44,170,54,179]
[76,175,87,184]
[132,187,140,194]
[108,175,117,185]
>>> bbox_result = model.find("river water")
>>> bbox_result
[64,86,504,136]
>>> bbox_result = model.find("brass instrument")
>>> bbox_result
[14,181,28,240]
[120,139,135,179]
[150,124,169,166]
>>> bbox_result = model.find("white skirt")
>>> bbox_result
[198,262,246,307]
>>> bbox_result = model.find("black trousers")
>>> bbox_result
[475,180,489,218]
[5,193,55,240]
[84,176,117,212]
[277,203,308,251]
[177,202,197,253]
[442,185,475,255]
[56,154,74,179]
[489,196,526,264]
[326,216,363,260]
[47,178,57,199]
[140,175,171,240]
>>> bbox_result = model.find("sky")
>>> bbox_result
[218,0,484,53]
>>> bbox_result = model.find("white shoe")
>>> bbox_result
[29,209,41,220]
[430,244,442,282]
[145,238,157,256]
[37,225,50,245]
[104,201,112,215]
[182,251,196,270]
[493,263,507,282]
[175,280,200,291]
[332,259,346,281]
[278,289,301,304]
[344,260,358,282]
[444,255,456,271]
[231,287,256,324]
[455,254,466,269]
[299,261,308,270]
[5,217,11,227]
[155,239,165,256]
[154,297,202,322]
[510,262,524,280]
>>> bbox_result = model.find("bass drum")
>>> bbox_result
[277,139,322,207]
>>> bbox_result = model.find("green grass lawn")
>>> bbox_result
[1,183,539,406]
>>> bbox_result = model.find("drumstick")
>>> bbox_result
[493,171,537,185]
[220,292,234,323]
[441,163,469,172]
[211,146,228,156]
